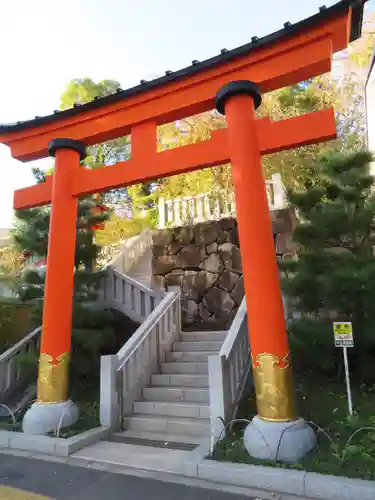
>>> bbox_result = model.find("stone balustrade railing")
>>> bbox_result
[0,227,156,409]
[100,267,163,324]
[208,297,250,444]
[99,228,153,274]
[100,289,180,428]
[0,326,41,404]
[158,173,285,229]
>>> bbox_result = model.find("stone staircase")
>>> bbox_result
[0,226,249,460]
[99,229,250,453]
[113,330,227,446]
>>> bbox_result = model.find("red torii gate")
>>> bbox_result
[0,0,365,453]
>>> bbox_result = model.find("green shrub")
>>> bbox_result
[0,299,36,352]
[282,151,375,383]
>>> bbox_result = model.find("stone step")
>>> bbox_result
[123,414,210,436]
[143,386,209,403]
[133,401,210,419]
[173,341,222,352]
[73,440,189,473]
[151,374,209,387]
[160,362,208,375]
[180,331,227,342]
[113,429,204,445]
[166,351,216,363]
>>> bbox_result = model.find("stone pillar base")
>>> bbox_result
[243,415,316,464]
[22,400,79,435]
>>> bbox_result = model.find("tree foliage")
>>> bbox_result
[12,168,110,301]
[281,150,375,380]
[60,78,130,203]
[60,78,157,214]
[157,112,231,199]
[261,14,375,190]
[157,14,375,199]
[11,167,121,385]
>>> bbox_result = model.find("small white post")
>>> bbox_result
[196,195,204,221]
[100,355,120,429]
[272,173,286,209]
[223,195,230,216]
[182,198,188,222]
[166,200,174,226]
[214,197,221,219]
[158,197,165,229]
[229,192,236,216]
[343,347,353,416]
[174,199,182,226]
[208,353,231,448]
[204,194,211,220]
[188,197,195,222]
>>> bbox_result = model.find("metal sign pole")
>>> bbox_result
[342,346,353,416]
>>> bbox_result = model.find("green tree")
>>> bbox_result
[95,186,158,247]
[60,79,120,109]
[11,168,118,389]
[158,111,231,199]
[158,14,375,199]
[347,12,375,67]
[261,14,375,189]
[60,78,130,203]
[60,78,160,215]
[12,168,110,301]
[281,150,375,380]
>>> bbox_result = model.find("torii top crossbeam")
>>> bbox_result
[0,1,366,436]
[0,1,365,211]
[0,1,364,158]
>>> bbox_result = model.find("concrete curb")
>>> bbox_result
[196,460,306,497]
[64,452,375,500]
[0,427,110,457]
[70,434,375,500]
[0,430,373,499]
[193,459,375,500]
[67,434,375,500]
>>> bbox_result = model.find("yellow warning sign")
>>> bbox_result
[333,322,354,347]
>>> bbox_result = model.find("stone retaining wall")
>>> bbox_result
[152,209,296,330]
[153,218,242,330]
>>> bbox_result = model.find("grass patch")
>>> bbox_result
[0,307,138,439]
[56,392,100,439]
[46,382,100,439]
[212,375,375,481]
[0,417,22,432]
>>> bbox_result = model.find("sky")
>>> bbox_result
[0,0,374,228]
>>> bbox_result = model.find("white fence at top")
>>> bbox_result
[158,173,286,229]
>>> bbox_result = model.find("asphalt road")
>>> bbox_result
[0,454,257,500]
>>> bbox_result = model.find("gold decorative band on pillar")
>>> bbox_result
[37,352,70,404]
[252,352,296,422]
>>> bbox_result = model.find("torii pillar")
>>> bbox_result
[216,81,314,462]
[22,139,87,434]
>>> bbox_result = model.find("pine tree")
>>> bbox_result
[12,168,110,302]
[11,169,122,389]
[281,151,375,378]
